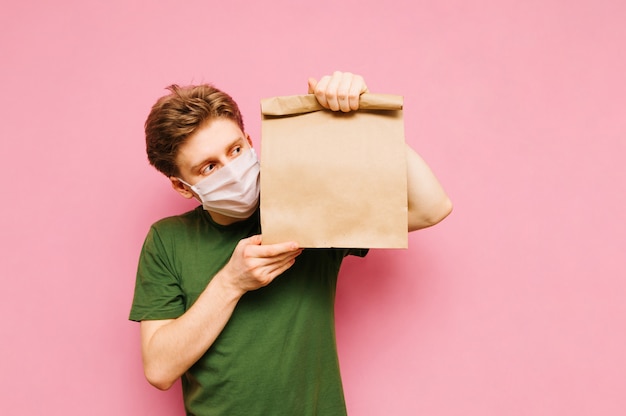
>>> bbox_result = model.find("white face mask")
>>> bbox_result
[179,148,260,219]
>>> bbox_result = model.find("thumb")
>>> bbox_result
[307,77,317,94]
[243,234,263,246]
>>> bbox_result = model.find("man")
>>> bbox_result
[130,71,452,415]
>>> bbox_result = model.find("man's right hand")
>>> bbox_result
[141,234,301,390]
[220,235,302,294]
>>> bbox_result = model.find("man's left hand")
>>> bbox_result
[308,71,368,112]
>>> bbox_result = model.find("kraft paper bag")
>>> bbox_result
[260,93,408,248]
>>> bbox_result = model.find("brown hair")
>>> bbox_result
[144,84,245,177]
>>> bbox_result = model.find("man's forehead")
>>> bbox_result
[176,120,247,169]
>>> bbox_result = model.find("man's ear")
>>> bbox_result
[169,177,195,199]
[246,133,254,148]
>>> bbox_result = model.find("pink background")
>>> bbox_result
[2,0,625,414]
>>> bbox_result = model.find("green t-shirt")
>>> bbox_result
[130,206,367,416]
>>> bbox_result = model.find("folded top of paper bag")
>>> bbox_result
[261,93,403,116]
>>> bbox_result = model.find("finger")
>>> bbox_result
[313,75,331,108]
[250,240,300,258]
[267,255,299,278]
[255,254,299,286]
[249,248,302,282]
[232,234,262,257]
[336,72,355,112]
[324,71,343,111]
[307,77,317,94]
[262,249,302,269]
[245,234,263,246]
[253,247,302,265]
[348,74,367,111]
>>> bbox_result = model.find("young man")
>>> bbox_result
[130,71,452,415]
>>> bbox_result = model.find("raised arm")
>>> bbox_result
[308,71,452,232]
[405,145,452,230]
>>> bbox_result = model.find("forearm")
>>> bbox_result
[406,145,452,231]
[141,270,244,390]
[140,235,302,390]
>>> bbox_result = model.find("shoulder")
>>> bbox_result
[150,206,204,234]
[140,207,208,253]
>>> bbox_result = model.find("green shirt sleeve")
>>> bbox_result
[129,226,186,321]
[345,248,369,258]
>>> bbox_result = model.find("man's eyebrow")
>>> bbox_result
[189,137,245,173]
[190,157,211,174]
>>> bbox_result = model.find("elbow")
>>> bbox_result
[150,379,175,392]
[436,196,453,223]
[144,366,177,391]
[408,196,453,231]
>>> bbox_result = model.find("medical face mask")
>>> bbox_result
[179,148,260,219]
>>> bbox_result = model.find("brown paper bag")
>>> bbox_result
[260,93,408,248]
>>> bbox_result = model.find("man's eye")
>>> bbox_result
[231,146,242,156]
[202,164,216,174]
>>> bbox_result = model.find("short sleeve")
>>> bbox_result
[129,226,186,322]
[344,248,369,258]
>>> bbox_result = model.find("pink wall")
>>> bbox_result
[2,0,625,414]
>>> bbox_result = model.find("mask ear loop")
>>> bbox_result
[177,177,194,189]
[176,178,201,202]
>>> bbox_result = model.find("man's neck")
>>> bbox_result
[208,210,247,226]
